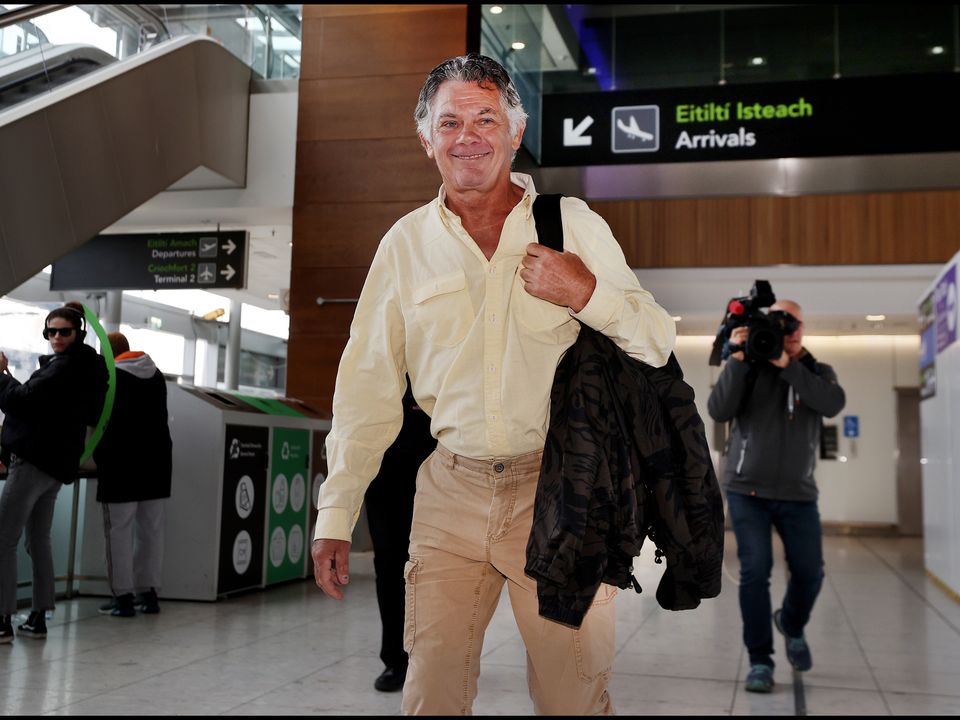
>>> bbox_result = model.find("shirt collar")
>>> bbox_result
[436,172,537,227]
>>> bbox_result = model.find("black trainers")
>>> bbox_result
[774,608,812,671]
[100,594,136,618]
[17,611,47,638]
[0,615,13,644]
[136,588,160,614]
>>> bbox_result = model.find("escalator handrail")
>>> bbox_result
[0,4,171,41]
[0,34,223,127]
[0,4,71,29]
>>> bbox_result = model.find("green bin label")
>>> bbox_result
[266,427,310,584]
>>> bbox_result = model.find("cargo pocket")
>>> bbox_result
[412,270,474,347]
[573,583,617,682]
[402,556,423,653]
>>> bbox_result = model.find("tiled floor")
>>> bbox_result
[1,533,959,715]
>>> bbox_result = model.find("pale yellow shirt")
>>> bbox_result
[314,173,676,541]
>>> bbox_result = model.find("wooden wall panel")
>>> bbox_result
[302,9,466,80]
[292,201,423,267]
[288,5,467,411]
[297,75,427,142]
[591,190,960,270]
[294,138,437,204]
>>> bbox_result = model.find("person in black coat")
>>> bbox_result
[93,332,172,618]
[363,378,436,692]
[0,302,107,643]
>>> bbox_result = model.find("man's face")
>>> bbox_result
[771,301,804,358]
[419,80,524,196]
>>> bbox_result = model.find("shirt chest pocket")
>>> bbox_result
[512,270,578,341]
[412,270,475,348]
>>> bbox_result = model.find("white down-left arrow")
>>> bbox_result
[563,116,594,146]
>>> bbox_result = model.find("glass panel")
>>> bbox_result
[724,5,835,84]
[612,10,722,91]
[838,4,954,77]
[480,3,960,164]
[0,4,301,112]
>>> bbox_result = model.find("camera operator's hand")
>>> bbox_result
[769,351,790,369]
[0,351,8,375]
[729,327,748,362]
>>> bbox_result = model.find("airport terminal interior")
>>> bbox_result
[2,3,960,716]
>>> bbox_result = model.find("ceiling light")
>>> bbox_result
[267,293,279,300]
[866,314,886,322]
[671,316,682,322]
[489,5,503,14]
[750,56,766,66]
[586,67,597,75]
[511,41,526,50]
[930,45,945,55]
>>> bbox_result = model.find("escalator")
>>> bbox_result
[0,4,261,296]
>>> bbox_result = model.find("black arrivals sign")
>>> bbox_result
[50,230,247,291]
[540,72,960,167]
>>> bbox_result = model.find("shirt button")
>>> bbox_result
[494,463,505,473]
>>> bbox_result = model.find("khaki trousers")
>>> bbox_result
[401,444,616,716]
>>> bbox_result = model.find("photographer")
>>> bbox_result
[707,299,845,694]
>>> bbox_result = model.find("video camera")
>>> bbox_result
[708,280,801,366]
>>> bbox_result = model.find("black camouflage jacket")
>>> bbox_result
[524,325,725,628]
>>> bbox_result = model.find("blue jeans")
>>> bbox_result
[726,491,824,669]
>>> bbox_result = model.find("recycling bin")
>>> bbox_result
[76,383,330,601]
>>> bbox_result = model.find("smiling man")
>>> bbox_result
[310,54,675,715]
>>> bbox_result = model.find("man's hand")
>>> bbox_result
[728,327,747,362]
[312,538,351,601]
[520,244,596,313]
[0,351,8,375]
[769,351,790,369]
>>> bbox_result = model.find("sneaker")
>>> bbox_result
[109,594,136,618]
[744,663,774,693]
[98,599,117,615]
[0,615,13,644]
[774,608,812,671]
[17,611,47,638]
[136,589,160,615]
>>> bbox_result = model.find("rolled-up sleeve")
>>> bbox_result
[564,197,676,367]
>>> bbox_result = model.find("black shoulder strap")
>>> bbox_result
[532,194,564,252]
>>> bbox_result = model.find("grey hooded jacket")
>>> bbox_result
[707,350,845,502]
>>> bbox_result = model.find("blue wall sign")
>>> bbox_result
[843,416,860,438]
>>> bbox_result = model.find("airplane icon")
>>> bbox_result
[616,115,654,141]
[200,239,218,254]
[198,266,215,282]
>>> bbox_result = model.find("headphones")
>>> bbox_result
[43,306,87,342]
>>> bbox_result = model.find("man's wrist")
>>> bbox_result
[569,275,597,314]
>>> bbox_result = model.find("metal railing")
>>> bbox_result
[0,3,300,111]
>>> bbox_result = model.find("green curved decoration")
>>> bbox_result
[79,304,116,465]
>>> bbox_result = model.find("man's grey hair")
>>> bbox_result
[414,53,528,142]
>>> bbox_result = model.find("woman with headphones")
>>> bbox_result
[0,301,108,644]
